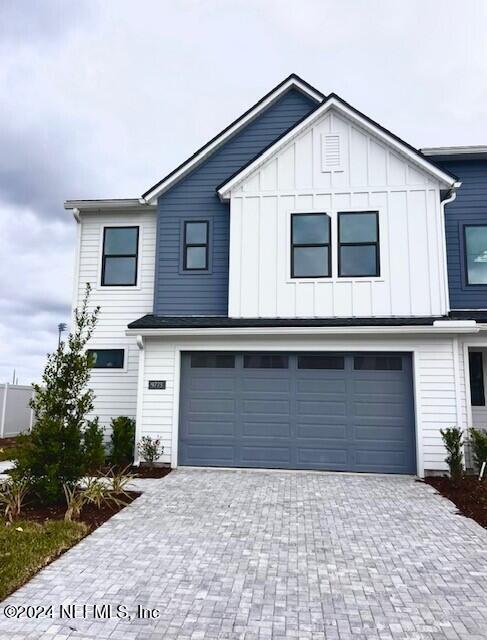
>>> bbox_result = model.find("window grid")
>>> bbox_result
[338,211,380,278]
[101,226,139,286]
[291,213,331,279]
[183,221,209,271]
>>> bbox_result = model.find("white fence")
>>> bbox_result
[0,384,34,438]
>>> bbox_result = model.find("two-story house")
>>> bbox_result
[65,74,487,477]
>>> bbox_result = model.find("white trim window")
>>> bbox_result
[87,348,126,370]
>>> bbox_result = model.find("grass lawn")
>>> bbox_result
[0,520,87,601]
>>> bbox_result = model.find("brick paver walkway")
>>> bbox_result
[1,469,487,639]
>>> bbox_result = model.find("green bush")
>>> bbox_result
[440,426,464,482]
[469,427,487,473]
[109,417,135,468]
[137,436,163,466]
[83,419,106,474]
[12,285,100,504]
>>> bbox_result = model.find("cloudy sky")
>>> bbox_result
[0,0,486,384]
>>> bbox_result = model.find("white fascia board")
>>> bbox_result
[126,324,480,338]
[218,97,457,199]
[64,199,156,213]
[142,78,324,204]
[422,146,487,157]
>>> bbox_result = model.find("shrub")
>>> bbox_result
[0,478,29,523]
[63,484,86,522]
[440,427,464,482]
[12,285,100,504]
[469,427,487,473]
[104,466,134,498]
[83,419,105,474]
[137,436,163,466]
[109,417,135,468]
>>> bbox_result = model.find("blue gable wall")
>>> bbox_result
[436,159,487,309]
[154,88,318,316]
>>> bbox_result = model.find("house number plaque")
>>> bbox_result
[148,380,166,390]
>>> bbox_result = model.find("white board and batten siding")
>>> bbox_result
[139,333,460,475]
[228,108,447,319]
[75,210,156,430]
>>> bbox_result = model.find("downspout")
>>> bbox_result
[134,335,145,466]
[439,184,461,315]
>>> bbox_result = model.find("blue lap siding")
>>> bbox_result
[154,88,318,316]
[436,159,487,309]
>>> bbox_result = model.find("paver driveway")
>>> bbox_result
[1,469,487,639]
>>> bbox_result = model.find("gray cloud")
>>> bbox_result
[0,0,486,383]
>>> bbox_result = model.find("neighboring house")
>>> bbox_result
[65,74,487,476]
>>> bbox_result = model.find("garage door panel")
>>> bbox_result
[297,447,348,465]
[184,444,236,465]
[179,351,416,473]
[188,398,236,413]
[296,423,347,439]
[297,400,347,417]
[354,425,408,441]
[241,377,291,392]
[240,446,291,465]
[187,377,237,392]
[295,378,346,394]
[186,420,236,437]
[242,421,291,437]
[352,401,409,418]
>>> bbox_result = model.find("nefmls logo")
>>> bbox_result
[59,604,131,619]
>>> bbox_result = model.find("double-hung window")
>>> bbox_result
[291,213,331,278]
[101,227,139,286]
[183,221,209,271]
[338,211,379,277]
[464,225,487,285]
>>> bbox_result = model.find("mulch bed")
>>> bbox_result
[0,437,17,449]
[424,476,487,529]
[98,465,172,479]
[130,465,171,479]
[20,491,141,531]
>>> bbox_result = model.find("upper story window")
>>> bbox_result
[338,211,379,277]
[291,213,331,278]
[101,226,139,286]
[464,225,487,285]
[183,221,209,271]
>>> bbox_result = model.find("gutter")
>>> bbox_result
[126,322,479,338]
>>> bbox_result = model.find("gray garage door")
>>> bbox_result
[178,352,416,474]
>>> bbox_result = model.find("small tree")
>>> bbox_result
[13,285,100,503]
[440,427,464,483]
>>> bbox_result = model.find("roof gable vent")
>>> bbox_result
[321,133,343,172]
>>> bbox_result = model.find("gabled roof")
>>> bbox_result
[142,74,324,203]
[218,93,459,199]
